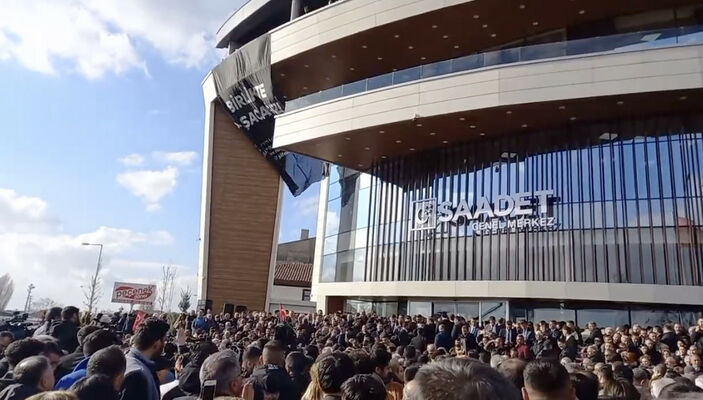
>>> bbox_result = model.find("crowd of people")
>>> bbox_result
[1,305,703,400]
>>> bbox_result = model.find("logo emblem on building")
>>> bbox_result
[411,198,437,231]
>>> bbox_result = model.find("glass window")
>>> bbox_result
[434,302,456,316]
[408,301,432,317]
[422,60,451,78]
[457,302,480,319]
[481,302,506,322]
[374,302,399,317]
[393,66,421,84]
[451,53,484,72]
[367,73,392,91]
[630,308,680,327]
[336,250,354,282]
[319,86,342,103]
[529,307,576,323]
[577,308,629,329]
[353,249,366,282]
[321,254,336,282]
[341,79,366,97]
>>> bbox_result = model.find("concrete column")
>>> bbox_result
[290,0,302,20]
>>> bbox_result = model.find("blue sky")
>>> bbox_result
[0,0,319,310]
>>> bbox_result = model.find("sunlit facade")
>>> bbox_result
[209,0,703,324]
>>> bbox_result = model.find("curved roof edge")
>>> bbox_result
[216,0,289,49]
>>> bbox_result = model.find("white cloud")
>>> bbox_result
[118,153,145,167]
[0,0,240,78]
[0,188,184,311]
[0,189,55,233]
[153,151,199,166]
[293,194,319,217]
[117,166,179,211]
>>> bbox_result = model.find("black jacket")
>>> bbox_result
[54,347,85,381]
[0,383,38,400]
[50,320,79,353]
[660,332,677,352]
[434,331,453,351]
[250,365,295,400]
[410,333,426,352]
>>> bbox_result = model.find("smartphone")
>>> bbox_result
[201,380,216,400]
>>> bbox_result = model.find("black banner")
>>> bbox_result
[212,33,324,196]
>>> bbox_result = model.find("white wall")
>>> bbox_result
[268,284,316,313]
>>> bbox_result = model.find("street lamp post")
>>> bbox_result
[82,242,103,317]
[24,284,35,313]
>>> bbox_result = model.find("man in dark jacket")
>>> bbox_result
[583,322,603,345]
[531,331,555,359]
[121,317,169,400]
[54,329,119,390]
[249,341,295,400]
[0,356,54,400]
[53,325,101,381]
[660,324,678,352]
[32,308,62,338]
[500,320,519,346]
[434,324,453,351]
[49,306,80,354]
[0,339,45,392]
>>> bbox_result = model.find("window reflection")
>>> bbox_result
[324,130,703,285]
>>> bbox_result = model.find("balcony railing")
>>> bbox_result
[285,25,703,112]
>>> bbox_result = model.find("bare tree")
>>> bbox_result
[82,271,103,317]
[0,274,13,310]
[157,265,177,312]
[178,287,192,313]
[31,297,61,312]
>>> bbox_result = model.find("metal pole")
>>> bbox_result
[290,0,302,20]
[24,284,35,312]
[87,244,103,316]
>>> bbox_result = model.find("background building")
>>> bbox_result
[202,0,703,327]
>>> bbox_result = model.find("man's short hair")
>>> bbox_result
[347,350,373,374]
[317,352,355,394]
[369,345,390,370]
[45,307,63,321]
[199,350,241,396]
[87,345,126,379]
[404,364,420,382]
[407,358,520,400]
[523,359,572,398]
[569,372,598,400]
[341,374,386,400]
[285,351,309,375]
[0,331,15,341]
[76,325,101,346]
[4,338,45,367]
[82,330,119,356]
[262,340,285,365]
[133,318,169,351]
[497,358,527,390]
[61,306,79,321]
[13,355,50,387]
[243,345,262,361]
[71,374,118,400]
[632,367,650,383]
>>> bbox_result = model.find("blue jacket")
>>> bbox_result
[54,356,89,390]
[121,349,160,400]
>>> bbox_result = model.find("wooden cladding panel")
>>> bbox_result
[207,103,280,312]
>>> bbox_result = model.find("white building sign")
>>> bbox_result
[412,190,558,235]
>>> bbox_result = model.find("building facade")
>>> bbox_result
[204,0,703,326]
